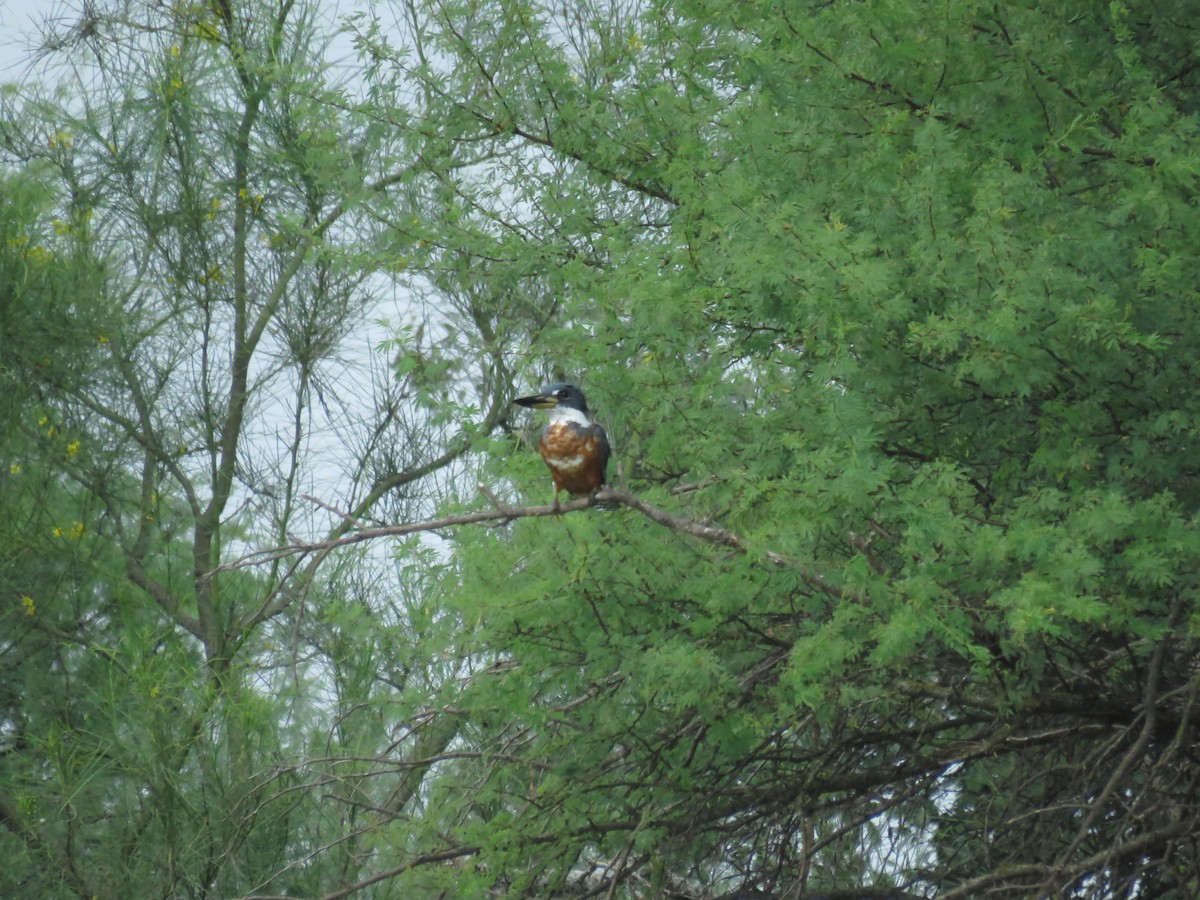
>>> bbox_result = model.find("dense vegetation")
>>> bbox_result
[2,1,1198,896]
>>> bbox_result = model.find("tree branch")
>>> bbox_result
[938,820,1194,900]
[219,487,853,600]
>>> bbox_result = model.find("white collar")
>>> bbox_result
[549,405,591,427]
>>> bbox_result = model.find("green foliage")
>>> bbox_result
[0,0,431,894]
[351,0,1200,895]
[3,0,1199,897]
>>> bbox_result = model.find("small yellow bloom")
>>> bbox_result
[98,334,109,344]
[69,522,85,539]
[149,685,160,698]
[52,526,63,537]
[66,440,81,457]
[21,596,36,616]
[171,44,180,56]
[8,463,20,475]
[37,416,48,426]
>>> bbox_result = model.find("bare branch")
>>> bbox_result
[299,493,371,530]
[218,487,855,602]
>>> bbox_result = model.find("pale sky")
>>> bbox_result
[0,0,365,86]
[0,0,51,78]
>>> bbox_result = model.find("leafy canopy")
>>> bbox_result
[1,0,1198,897]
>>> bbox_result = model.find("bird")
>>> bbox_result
[514,382,610,507]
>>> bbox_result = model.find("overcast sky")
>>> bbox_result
[0,0,51,78]
[1,1,60,87]
[1,0,364,88]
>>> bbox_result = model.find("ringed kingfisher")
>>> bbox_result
[514,383,610,506]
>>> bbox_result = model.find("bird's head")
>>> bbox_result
[514,383,591,422]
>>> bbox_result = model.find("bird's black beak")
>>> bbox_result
[514,392,558,410]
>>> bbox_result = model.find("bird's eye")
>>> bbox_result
[556,389,569,398]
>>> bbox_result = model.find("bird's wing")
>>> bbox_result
[592,423,611,486]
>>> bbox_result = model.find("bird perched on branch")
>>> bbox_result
[514,383,610,507]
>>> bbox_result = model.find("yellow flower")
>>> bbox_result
[52,526,63,537]
[149,685,160,699]
[98,334,109,344]
[8,463,20,475]
[21,596,36,616]
[69,522,85,539]
[66,440,81,457]
[37,416,48,426]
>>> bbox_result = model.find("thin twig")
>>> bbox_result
[301,493,372,529]
[476,482,512,514]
